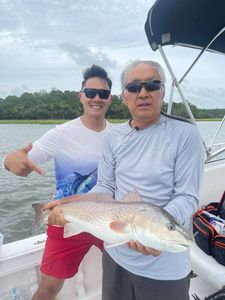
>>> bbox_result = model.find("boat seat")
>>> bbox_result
[191,243,225,290]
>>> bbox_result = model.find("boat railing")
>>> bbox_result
[207,142,225,152]
[205,142,225,162]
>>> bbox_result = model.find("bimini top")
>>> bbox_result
[145,0,225,54]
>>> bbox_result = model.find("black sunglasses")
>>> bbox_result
[125,80,163,93]
[83,88,110,100]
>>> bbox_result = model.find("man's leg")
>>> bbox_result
[102,250,135,300]
[32,273,64,300]
[102,250,190,300]
[32,225,103,300]
[132,271,191,300]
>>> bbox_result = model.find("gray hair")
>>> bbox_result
[120,60,166,91]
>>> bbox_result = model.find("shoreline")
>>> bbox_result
[0,118,222,124]
[0,119,127,124]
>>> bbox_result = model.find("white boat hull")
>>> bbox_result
[0,234,102,299]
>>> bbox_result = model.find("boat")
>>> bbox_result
[1,0,225,299]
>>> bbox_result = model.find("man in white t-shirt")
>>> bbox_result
[3,64,113,300]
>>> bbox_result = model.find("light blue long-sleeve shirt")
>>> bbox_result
[92,113,205,280]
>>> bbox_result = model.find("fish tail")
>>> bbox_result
[32,203,49,233]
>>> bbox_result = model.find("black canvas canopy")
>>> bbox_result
[145,0,225,54]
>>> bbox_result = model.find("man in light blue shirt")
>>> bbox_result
[48,60,205,300]
[91,60,204,300]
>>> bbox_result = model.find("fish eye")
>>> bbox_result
[167,223,175,231]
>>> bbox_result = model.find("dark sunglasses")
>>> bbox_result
[125,80,163,93]
[83,88,110,100]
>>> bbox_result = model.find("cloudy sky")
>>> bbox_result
[1,0,225,108]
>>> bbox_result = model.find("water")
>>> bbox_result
[0,121,225,244]
[0,124,55,243]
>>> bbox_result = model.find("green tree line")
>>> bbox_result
[0,89,224,120]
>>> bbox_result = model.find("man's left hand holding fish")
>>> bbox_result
[48,206,67,227]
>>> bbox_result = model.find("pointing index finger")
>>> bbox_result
[28,160,45,176]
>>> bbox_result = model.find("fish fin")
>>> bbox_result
[32,203,48,233]
[60,192,114,204]
[83,193,114,202]
[110,221,131,233]
[63,223,83,238]
[98,193,115,202]
[106,241,130,248]
[120,190,142,202]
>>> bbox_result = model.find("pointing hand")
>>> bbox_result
[4,143,45,177]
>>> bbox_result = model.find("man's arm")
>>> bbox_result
[3,143,45,177]
[164,126,205,227]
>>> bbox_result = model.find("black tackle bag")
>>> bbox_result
[192,191,225,266]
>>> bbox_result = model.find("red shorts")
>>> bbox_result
[40,224,103,279]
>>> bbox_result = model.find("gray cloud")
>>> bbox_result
[0,0,149,49]
[1,0,224,109]
[168,84,225,109]
[10,86,28,96]
[188,86,225,109]
[60,42,118,68]
[0,0,155,98]
[0,90,8,98]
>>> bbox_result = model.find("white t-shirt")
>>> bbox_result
[29,117,111,199]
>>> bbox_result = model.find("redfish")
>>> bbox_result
[32,191,193,252]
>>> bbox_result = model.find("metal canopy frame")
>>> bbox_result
[158,49,225,161]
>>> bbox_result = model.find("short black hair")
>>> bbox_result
[81,64,112,90]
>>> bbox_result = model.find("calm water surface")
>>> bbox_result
[0,121,225,243]
[0,124,55,243]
